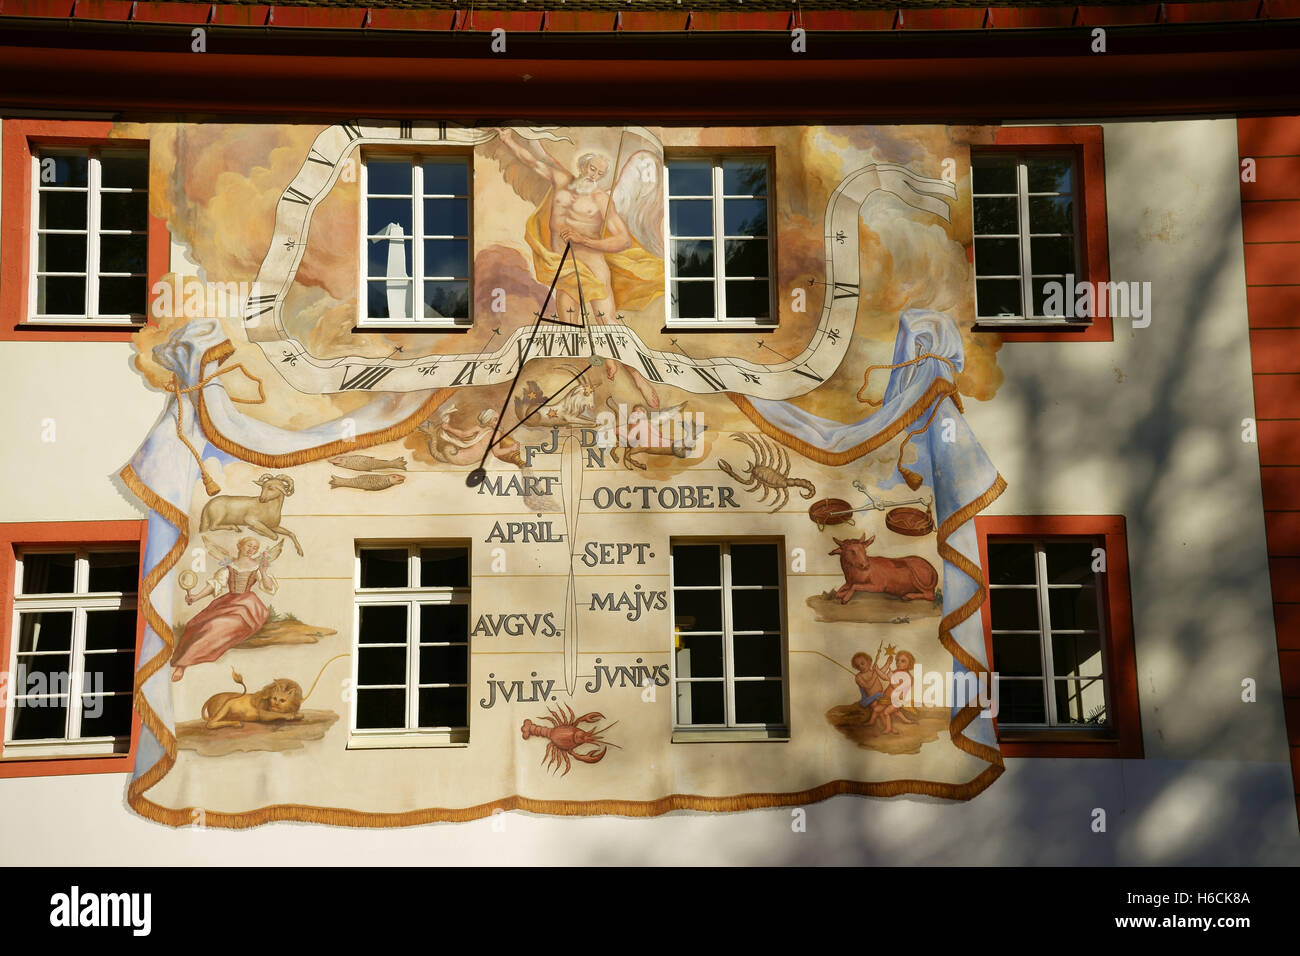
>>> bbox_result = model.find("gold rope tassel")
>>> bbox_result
[856,351,958,406]
[857,352,966,490]
[167,363,266,496]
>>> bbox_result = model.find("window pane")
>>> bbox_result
[16,652,72,692]
[98,277,147,316]
[83,649,135,694]
[730,543,778,585]
[673,589,722,633]
[39,191,88,229]
[419,547,468,587]
[972,161,1016,194]
[368,235,411,278]
[1048,587,1100,631]
[725,280,770,320]
[670,199,713,237]
[99,234,148,274]
[723,238,767,278]
[1045,542,1097,584]
[10,697,69,741]
[1028,196,1073,234]
[17,610,73,653]
[1032,278,1068,318]
[733,634,781,678]
[973,237,1019,277]
[424,198,469,236]
[358,645,407,685]
[423,160,467,196]
[100,192,149,231]
[1027,159,1073,194]
[355,688,406,729]
[673,545,721,586]
[987,542,1035,585]
[1054,678,1107,724]
[85,608,137,651]
[672,281,714,320]
[100,152,148,189]
[87,552,139,594]
[1052,632,1104,678]
[676,681,724,725]
[367,159,412,195]
[998,679,1047,724]
[40,153,88,187]
[973,196,1017,234]
[419,644,468,683]
[420,603,469,642]
[734,680,782,724]
[673,239,713,278]
[992,634,1043,677]
[722,160,767,196]
[368,280,413,321]
[79,694,133,739]
[989,588,1039,631]
[667,161,711,196]
[21,553,76,594]
[1030,236,1074,276]
[423,281,468,320]
[358,604,408,644]
[418,687,467,728]
[723,199,767,238]
[38,233,87,273]
[423,239,468,278]
[675,635,723,678]
[975,278,1020,318]
[367,197,413,237]
[37,276,86,315]
[360,549,410,588]
[731,589,779,633]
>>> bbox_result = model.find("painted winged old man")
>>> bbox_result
[487,127,665,408]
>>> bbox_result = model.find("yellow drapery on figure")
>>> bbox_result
[525,189,665,313]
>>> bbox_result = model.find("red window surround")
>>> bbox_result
[0,520,148,778]
[0,119,167,343]
[977,126,1112,343]
[974,514,1143,759]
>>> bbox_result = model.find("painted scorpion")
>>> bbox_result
[717,433,817,513]
[521,703,620,776]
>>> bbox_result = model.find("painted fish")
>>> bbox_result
[329,474,407,491]
[328,455,407,472]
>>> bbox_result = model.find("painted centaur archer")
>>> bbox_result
[829,533,939,604]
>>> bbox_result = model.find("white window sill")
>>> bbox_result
[973,318,1093,330]
[24,318,144,327]
[353,321,470,332]
[671,728,789,743]
[346,731,469,750]
[665,321,778,331]
[3,738,129,759]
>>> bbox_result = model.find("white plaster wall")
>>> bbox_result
[0,116,1295,865]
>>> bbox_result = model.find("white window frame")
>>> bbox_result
[349,542,470,748]
[971,151,1083,325]
[28,146,149,325]
[4,548,138,758]
[664,154,776,329]
[669,539,788,742]
[358,152,472,329]
[986,537,1112,731]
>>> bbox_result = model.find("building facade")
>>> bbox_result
[0,1,1297,864]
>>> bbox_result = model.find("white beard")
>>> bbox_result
[572,179,601,195]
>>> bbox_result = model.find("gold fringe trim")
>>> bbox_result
[192,341,455,468]
[728,377,959,467]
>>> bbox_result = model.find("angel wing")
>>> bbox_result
[611,149,664,259]
[263,539,284,564]
[480,127,575,207]
[200,534,237,566]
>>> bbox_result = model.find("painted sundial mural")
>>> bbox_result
[119,120,1008,826]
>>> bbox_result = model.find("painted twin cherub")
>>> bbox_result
[852,646,917,735]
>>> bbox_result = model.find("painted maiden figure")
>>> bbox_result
[171,537,280,681]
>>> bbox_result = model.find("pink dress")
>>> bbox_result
[172,565,276,668]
